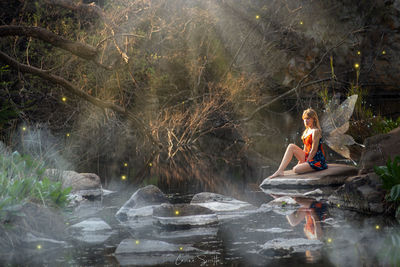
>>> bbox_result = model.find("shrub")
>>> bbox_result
[374,156,400,217]
[0,150,71,222]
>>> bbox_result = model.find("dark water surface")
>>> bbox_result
[4,179,398,267]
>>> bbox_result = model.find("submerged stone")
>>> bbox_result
[114,239,210,266]
[69,218,112,244]
[258,238,323,258]
[191,192,255,212]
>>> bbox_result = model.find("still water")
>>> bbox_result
[4,180,399,267]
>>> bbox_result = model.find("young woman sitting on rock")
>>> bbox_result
[268,108,328,179]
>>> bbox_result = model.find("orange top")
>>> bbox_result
[302,133,325,161]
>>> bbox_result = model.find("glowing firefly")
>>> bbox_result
[22,127,27,131]
[354,63,360,69]
[149,163,153,167]
[37,244,42,250]
[62,97,67,102]
[124,163,128,167]
[135,240,140,245]
[175,210,180,215]
[121,175,127,180]
[337,204,341,208]
[382,50,386,55]
[256,15,260,19]
[300,21,304,25]
[66,133,70,137]
[375,225,380,230]
[180,247,183,251]
[327,238,332,243]
[357,51,361,55]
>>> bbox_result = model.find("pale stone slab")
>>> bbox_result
[260,164,358,188]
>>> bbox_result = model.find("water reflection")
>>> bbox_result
[286,197,328,241]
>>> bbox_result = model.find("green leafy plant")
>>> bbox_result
[372,116,400,135]
[0,151,71,222]
[374,156,400,217]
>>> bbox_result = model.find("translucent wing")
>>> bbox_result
[321,94,358,160]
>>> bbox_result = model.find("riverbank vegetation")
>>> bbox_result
[1,0,399,191]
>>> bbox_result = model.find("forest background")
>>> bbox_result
[1,0,400,195]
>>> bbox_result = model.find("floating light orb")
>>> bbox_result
[37,244,42,250]
[22,127,27,131]
[354,63,360,69]
[256,15,260,19]
[149,163,153,167]
[175,210,180,215]
[121,175,127,180]
[124,163,128,167]
[337,204,341,208]
[135,240,140,245]
[300,21,304,25]
[327,238,332,243]
[375,225,380,230]
[62,97,67,102]
[357,51,361,55]
[180,247,183,251]
[66,133,70,137]
[382,50,386,55]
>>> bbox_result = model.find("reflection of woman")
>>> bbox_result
[268,108,328,179]
[286,197,327,240]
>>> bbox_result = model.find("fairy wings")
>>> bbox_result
[320,94,364,162]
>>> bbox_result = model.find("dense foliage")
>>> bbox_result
[374,156,400,217]
[0,149,71,222]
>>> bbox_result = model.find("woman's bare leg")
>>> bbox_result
[268,144,306,178]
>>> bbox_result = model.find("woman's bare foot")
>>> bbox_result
[267,171,284,179]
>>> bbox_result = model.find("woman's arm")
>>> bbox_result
[307,129,321,161]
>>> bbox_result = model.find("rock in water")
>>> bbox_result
[260,164,358,188]
[258,238,323,258]
[153,203,218,229]
[69,218,112,244]
[191,192,255,212]
[45,169,101,191]
[115,185,169,222]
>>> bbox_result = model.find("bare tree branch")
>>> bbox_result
[0,25,97,60]
[0,50,129,119]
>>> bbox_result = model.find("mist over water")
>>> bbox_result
[1,0,400,266]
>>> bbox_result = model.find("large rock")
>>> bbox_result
[115,185,170,222]
[260,164,358,188]
[358,126,400,174]
[45,169,101,192]
[328,172,386,213]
